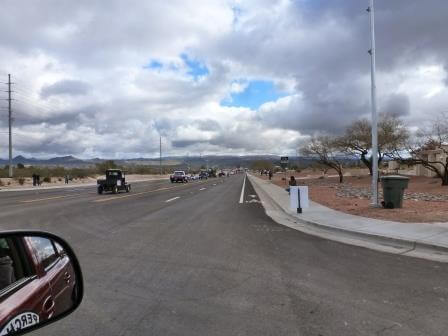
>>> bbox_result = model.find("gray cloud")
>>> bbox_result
[380,94,410,117]
[172,139,209,148]
[41,79,90,99]
[194,119,221,132]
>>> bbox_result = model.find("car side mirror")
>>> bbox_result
[0,231,83,336]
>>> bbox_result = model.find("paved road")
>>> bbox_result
[0,174,447,335]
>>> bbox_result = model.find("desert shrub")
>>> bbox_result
[43,176,51,183]
[18,177,25,185]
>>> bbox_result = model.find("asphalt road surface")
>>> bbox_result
[0,174,447,336]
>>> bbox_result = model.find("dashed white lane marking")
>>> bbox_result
[199,188,206,191]
[239,174,246,204]
[165,196,180,203]
[93,187,173,203]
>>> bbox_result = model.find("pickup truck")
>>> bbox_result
[97,169,131,194]
[170,171,188,183]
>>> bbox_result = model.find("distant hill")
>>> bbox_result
[0,154,359,169]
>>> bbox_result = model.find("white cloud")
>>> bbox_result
[0,0,448,158]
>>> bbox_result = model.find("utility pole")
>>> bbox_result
[8,74,13,178]
[367,0,379,207]
[159,135,162,175]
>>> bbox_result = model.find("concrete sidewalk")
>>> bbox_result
[248,174,448,262]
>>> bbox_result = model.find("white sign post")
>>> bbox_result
[290,186,309,213]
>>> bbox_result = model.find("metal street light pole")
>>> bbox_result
[368,0,379,207]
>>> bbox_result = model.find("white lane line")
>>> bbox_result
[199,188,206,191]
[239,174,246,204]
[165,196,180,203]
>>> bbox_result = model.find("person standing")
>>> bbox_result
[286,175,297,194]
[289,176,297,186]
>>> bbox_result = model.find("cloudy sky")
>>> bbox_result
[0,0,447,159]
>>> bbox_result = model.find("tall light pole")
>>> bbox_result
[368,0,379,207]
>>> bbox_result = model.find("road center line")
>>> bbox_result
[199,188,206,191]
[165,196,180,203]
[239,174,246,204]
[20,194,79,203]
[93,187,174,203]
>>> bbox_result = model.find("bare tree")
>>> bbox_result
[393,113,448,186]
[301,136,345,183]
[336,114,409,175]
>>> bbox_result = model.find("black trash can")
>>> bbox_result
[380,175,410,209]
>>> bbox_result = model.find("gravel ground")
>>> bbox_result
[260,171,448,223]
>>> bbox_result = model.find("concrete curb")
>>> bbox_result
[248,174,448,263]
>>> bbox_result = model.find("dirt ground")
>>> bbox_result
[260,168,448,223]
[0,174,170,189]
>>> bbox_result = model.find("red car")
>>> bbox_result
[0,235,76,335]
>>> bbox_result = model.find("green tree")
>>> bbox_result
[95,160,118,173]
[250,160,274,172]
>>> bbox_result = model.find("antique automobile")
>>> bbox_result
[97,169,131,194]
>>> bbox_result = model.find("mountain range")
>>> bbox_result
[0,155,326,168]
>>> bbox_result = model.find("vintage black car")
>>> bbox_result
[97,169,131,194]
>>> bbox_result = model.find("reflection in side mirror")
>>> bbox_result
[0,231,83,336]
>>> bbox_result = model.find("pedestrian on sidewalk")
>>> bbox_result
[64,175,69,184]
[286,175,297,194]
[268,170,273,180]
[289,176,297,186]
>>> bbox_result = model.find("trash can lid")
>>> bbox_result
[380,175,410,180]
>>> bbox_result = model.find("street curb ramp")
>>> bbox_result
[247,174,448,263]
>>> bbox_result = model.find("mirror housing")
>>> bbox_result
[0,231,83,336]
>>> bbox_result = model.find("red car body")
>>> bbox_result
[0,237,76,335]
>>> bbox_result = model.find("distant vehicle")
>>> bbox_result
[199,171,208,180]
[218,171,226,177]
[97,169,131,194]
[190,174,199,181]
[170,171,188,183]
[207,168,217,178]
